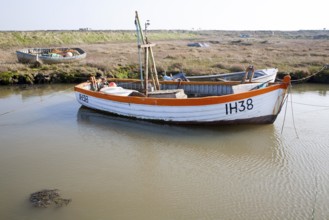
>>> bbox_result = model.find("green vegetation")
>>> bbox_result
[0,64,101,85]
[0,30,199,48]
[0,30,328,84]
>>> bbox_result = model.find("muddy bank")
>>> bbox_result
[1,65,328,85]
[1,30,329,85]
[0,62,141,85]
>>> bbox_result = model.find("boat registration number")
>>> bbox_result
[225,98,253,115]
[79,94,89,103]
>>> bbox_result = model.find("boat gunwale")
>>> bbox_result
[74,81,289,107]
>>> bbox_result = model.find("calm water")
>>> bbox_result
[0,83,328,220]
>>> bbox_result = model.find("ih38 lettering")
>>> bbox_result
[225,98,253,115]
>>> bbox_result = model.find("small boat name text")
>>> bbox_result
[225,98,253,115]
[79,94,89,103]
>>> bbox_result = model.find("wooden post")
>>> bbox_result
[242,65,254,83]
[135,11,161,94]
[241,70,248,84]
[249,67,255,83]
[144,47,149,96]
[149,47,160,90]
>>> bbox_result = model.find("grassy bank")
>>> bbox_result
[0,30,328,85]
[0,30,198,48]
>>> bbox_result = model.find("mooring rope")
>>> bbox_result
[311,171,318,220]
[281,85,290,135]
[0,109,15,116]
[280,65,328,136]
[276,64,328,83]
[0,86,74,117]
[292,102,329,108]
[289,87,299,138]
[281,86,290,134]
[280,83,299,138]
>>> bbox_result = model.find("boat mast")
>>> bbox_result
[134,12,144,89]
[134,11,160,95]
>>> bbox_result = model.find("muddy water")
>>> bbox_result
[0,83,328,220]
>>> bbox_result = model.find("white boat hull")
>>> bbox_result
[75,79,289,125]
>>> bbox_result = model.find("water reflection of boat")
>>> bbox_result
[77,106,223,145]
[77,106,182,135]
[77,106,274,135]
[77,106,281,157]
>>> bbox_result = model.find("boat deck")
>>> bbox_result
[110,79,236,97]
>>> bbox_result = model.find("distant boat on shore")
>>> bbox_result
[16,47,86,64]
[164,68,278,83]
[186,68,278,83]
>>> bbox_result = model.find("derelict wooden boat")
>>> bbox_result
[74,12,291,125]
[16,47,86,64]
[185,68,278,83]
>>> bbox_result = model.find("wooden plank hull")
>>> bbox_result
[74,78,290,125]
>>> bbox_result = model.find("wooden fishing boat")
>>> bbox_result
[75,76,290,125]
[74,12,291,125]
[16,47,86,64]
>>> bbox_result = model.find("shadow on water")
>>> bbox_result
[77,106,274,136]
[76,106,284,158]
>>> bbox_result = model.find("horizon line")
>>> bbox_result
[0,29,328,32]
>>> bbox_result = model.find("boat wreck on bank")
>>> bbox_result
[74,12,291,125]
[16,47,86,64]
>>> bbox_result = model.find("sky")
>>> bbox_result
[1,0,328,31]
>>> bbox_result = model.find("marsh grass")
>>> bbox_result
[0,30,198,48]
[0,30,329,84]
